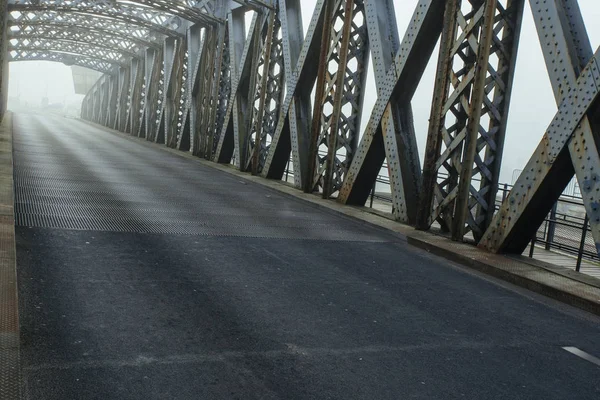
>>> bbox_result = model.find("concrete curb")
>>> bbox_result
[0,112,21,399]
[80,119,600,317]
[407,231,600,316]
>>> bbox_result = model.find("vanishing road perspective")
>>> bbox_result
[2,0,600,399]
[12,113,600,399]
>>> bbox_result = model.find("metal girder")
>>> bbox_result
[127,57,144,135]
[417,0,525,241]
[236,5,281,171]
[8,7,182,38]
[9,23,154,52]
[8,0,221,29]
[76,0,600,264]
[115,66,130,132]
[210,24,231,157]
[480,0,600,254]
[338,0,445,223]
[9,49,115,73]
[191,26,216,155]
[306,0,369,198]
[246,6,285,175]
[8,11,164,44]
[9,37,130,64]
[177,24,204,151]
[196,25,224,158]
[261,0,328,188]
[156,36,186,147]
[213,9,259,165]
[9,35,139,60]
[142,47,163,141]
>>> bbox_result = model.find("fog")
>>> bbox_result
[8,0,600,184]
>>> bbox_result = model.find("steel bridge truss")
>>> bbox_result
[4,0,600,259]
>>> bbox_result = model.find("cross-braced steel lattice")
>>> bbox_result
[417,0,524,241]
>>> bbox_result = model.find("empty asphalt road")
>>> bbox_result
[13,113,600,399]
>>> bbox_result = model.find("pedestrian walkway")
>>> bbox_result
[529,248,600,279]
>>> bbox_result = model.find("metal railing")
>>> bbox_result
[281,158,595,269]
[365,169,597,269]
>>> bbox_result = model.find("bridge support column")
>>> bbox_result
[127,58,143,136]
[305,0,369,199]
[146,48,163,142]
[178,24,203,152]
[155,36,182,146]
[193,26,218,157]
[246,8,284,176]
[338,0,445,223]
[417,0,524,241]
[115,66,130,132]
[480,0,600,255]
[213,7,255,166]
[107,74,119,129]
[262,0,329,189]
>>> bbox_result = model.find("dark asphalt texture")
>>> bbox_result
[13,114,600,399]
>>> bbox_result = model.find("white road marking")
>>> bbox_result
[562,347,600,367]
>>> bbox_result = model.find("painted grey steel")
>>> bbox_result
[7,0,600,263]
[480,0,600,255]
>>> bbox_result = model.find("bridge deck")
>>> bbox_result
[13,113,600,399]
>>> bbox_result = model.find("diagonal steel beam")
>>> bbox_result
[338,0,445,223]
[480,0,600,254]
[261,0,329,188]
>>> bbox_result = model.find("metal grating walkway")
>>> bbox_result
[12,114,385,241]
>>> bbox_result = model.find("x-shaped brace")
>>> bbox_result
[480,0,600,254]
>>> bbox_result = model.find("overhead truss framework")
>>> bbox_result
[3,0,597,261]
[5,0,225,70]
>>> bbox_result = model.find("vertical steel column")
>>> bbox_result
[213,9,253,164]
[451,0,498,241]
[142,47,163,140]
[234,13,264,168]
[306,0,339,193]
[205,23,227,160]
[139,48,156,138]
[418,0,505,241]
[158,36,176,145]
[417,0,459,231]
[307,0,369,198]
[481,0,600,255]
[475,0,525,237]
[262,0,329,187]
[338,0,445,223]
[151,54,164,142]
[249,7,285,175]
[95,79,104,124]
[244,6,277,172]
[196,27,218,157]
[211,25,231,158]
[115,66,130,132]
[169,38,186,148]
[161,37,185,148]
[107,73,119,129]
[91,85,99,124]
[178,24,204,152]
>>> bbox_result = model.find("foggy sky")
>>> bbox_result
[8,0,600,184]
